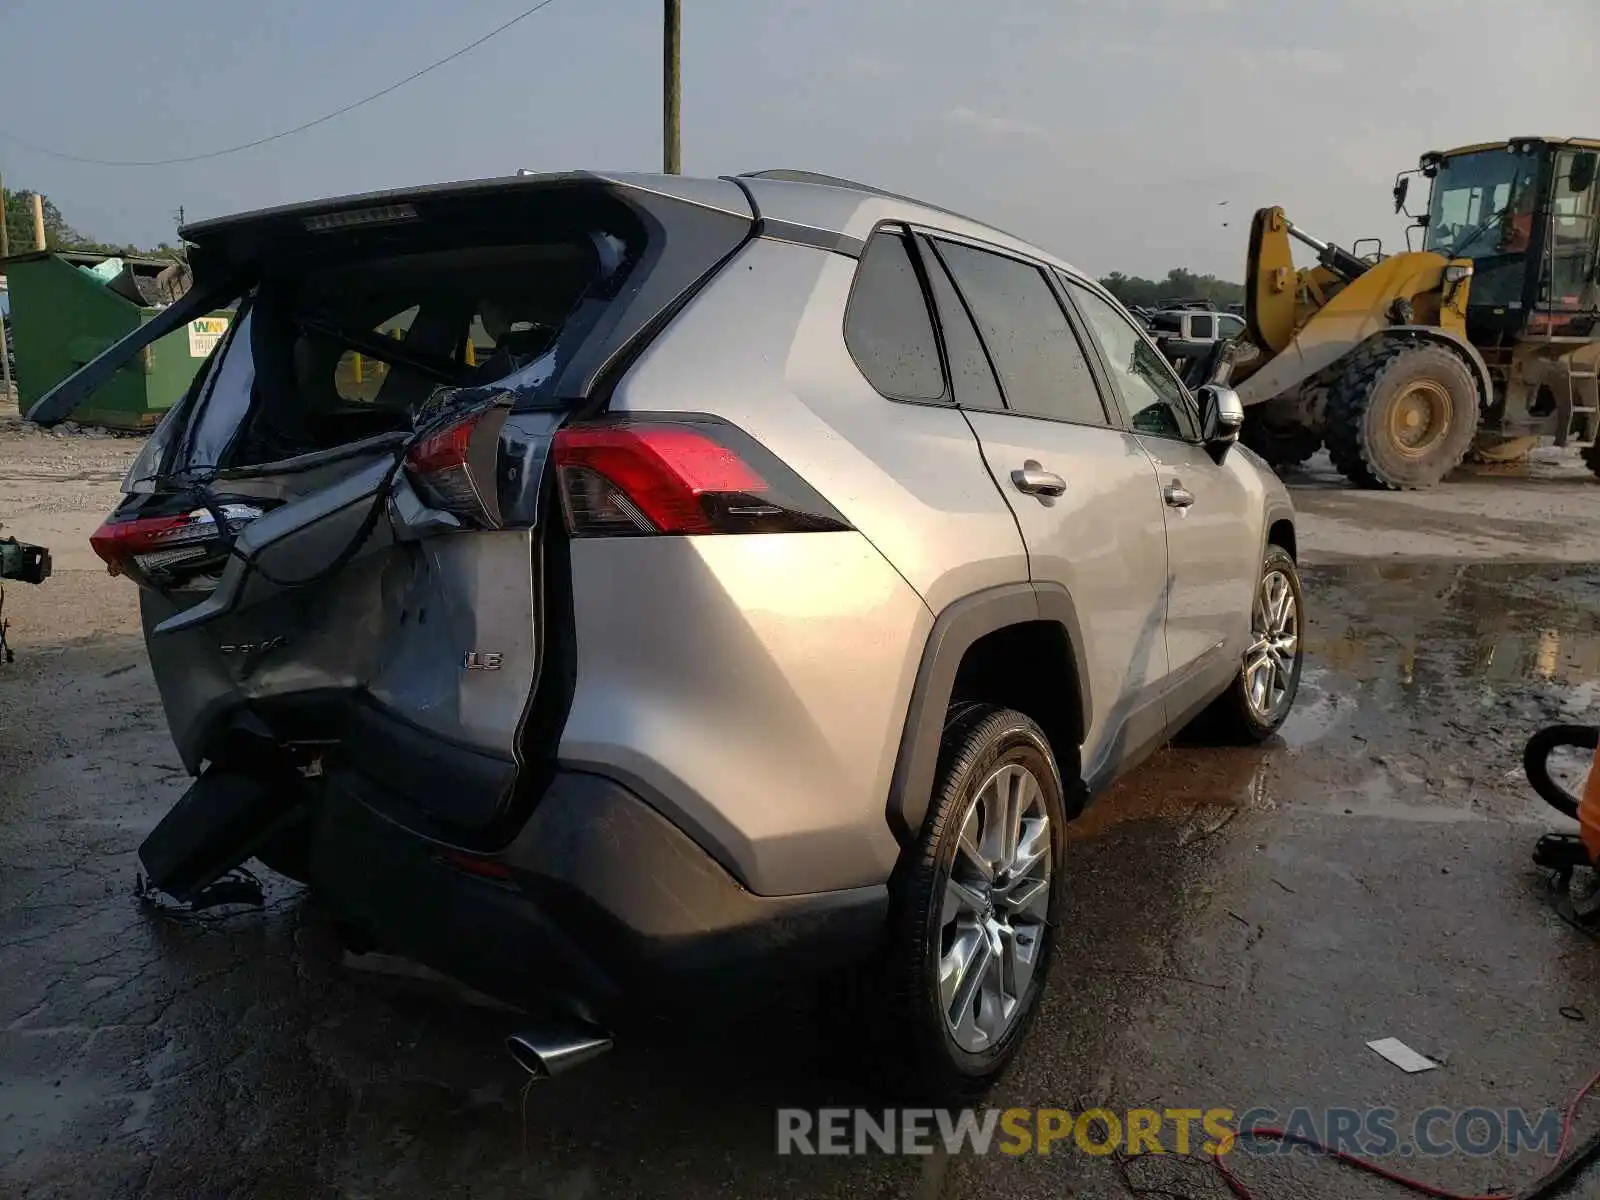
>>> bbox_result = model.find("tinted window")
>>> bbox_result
[844,232,946,402]
[1218,314,1246,338]
[934,241,1108,426]
[917,236,1004,410]
[1189,314,1215,339]
[1065,280,1199,440]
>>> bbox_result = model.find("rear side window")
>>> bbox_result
[917,235,1004,411]
[844,231,946,402]
[932,240,1108,426]
[1189,314,1215,339]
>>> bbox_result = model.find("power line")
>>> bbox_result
[0,0,562,168]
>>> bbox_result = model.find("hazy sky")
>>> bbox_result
[2,0,1596,279]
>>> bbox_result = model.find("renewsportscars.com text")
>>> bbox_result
[776,1106,1566,1158]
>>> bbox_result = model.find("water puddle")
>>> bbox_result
[1070,748,1274,841]
[1302,563,1600,690]
[1276,667,1359,748]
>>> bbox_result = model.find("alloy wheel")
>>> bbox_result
[938,762,1052,1053]
[1245,568,1299,723]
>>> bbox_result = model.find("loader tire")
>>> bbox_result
[1240,414,1321,472]
[1583,441,1600,479]
[1324,341,1480,490]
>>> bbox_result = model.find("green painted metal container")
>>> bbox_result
[0,250,228,430]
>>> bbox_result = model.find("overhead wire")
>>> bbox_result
[0,0,562,167]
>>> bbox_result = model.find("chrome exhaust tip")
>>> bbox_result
[506,1022,613,1079]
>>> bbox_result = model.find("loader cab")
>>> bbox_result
[1419,138,1600,341]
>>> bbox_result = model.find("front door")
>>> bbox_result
[1063,279,1261,721]
[921,235,1173,786]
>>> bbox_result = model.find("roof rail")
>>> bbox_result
[735,169,989,234]
[737,169,890,194]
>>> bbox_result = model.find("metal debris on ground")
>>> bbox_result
[1367,1037,1439,1073]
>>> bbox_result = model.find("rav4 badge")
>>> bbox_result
[218,636,286,655]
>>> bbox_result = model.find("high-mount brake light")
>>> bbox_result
[404,404,511,528]
[302,203,419,233]
[552,415,851,537]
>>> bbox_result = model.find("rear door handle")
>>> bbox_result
[1011,462,1067,497]
[1163,481,1195,508]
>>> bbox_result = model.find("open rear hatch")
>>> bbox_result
[31,172,756,900]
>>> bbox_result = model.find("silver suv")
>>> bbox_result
[33,169,1301,1099]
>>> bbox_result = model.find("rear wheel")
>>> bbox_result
[857,704,1066,1101]
[1325,342,1479,489]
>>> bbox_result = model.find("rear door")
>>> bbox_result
[919,234,1172,787]
[1063,278,1260,723]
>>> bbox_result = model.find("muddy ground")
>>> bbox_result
[2,414,1599,1199]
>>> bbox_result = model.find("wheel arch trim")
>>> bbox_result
[885,583,1092,846]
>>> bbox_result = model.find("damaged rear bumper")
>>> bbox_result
[308,768,889,1023]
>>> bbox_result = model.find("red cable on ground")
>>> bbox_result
[1211,1129,1507,1200]
[1206,1062,1600,1200]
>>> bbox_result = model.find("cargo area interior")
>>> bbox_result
[201,238,605,471]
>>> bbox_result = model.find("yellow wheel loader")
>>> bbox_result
[1231,136,1600,489]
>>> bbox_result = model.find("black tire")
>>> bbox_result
[1583,441,1600,480]
[1240,413,1322,471]
[1524,724,1598,820]
[862,704,1068,1102]
[1195,545,1304,745]
[1324,341,1480,489]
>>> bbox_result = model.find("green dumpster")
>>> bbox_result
[0,249,229,431]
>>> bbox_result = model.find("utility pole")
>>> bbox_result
[29,192,45,251]
[663,0,681,174]
[0,171,10,403]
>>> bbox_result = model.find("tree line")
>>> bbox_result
[2,189,184,262]
[1096,268,1244,309]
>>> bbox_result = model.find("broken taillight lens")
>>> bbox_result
[90,505,262,581]
[404,404,510,528]
[552,414,851,536]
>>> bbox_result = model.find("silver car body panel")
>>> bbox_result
[558,533,929,896]
[960,411,1173,784]
[608,237,1029,614]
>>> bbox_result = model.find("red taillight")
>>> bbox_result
[404,405,509,528]
[90,505,262,580]
[434,849,516,881]
[552,415,850,537]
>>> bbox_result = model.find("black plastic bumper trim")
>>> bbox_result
[310,768,888,1022]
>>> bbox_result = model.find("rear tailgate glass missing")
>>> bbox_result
[188,238,606,471]
[43,176,754,482]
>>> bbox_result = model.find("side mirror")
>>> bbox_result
[1393,176,1410,214]
[1197,383,1245,461]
